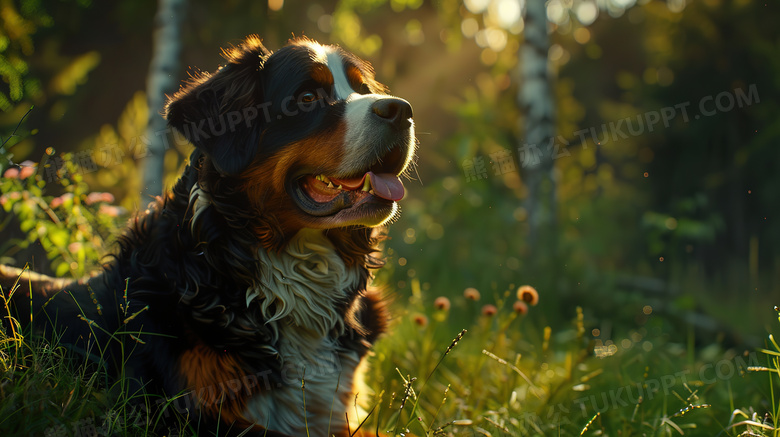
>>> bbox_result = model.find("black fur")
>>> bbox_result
[1,36,396,436]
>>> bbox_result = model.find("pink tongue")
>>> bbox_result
[330,171,405,201]
[368,172,405,201]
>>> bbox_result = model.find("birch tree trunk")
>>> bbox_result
[141,0,186,197]
[519,0,557,246]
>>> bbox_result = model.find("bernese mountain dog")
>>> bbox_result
[0,35,415,436]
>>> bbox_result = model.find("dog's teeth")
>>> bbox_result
[369,189,375,195]
[321,175,331,183]
[336,185,343,190]
[362,177,371,192]
[327,182,334,188]
[315,175,322,181]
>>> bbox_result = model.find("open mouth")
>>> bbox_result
[291,146,408,221]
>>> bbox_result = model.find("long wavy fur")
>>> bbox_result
[1,36,395,437]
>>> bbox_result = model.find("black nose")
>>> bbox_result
[371,98,413,129]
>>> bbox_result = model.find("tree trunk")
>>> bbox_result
[141,0,186,198]
[519,0,557,246]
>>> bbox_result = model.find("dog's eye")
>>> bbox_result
[300,91,318,103]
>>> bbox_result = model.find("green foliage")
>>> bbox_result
[353,284,780,436]
[0,0,52,110]
[0,143,125,277]
[0,274,202,436]
[80,90,189,210]
[0,328,111,436]
[359,296,780,436]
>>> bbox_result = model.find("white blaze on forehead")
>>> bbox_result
[308,42,328,64]
[316,46,385,175]
[306,43,355,100]
[310,44,414,178]
[324,49,355,100]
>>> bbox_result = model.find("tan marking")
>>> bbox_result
[239,124,348,240]
[311,63,334,87]
[325,50,355,100]
[346,65,365,91]
[178,342,255,425]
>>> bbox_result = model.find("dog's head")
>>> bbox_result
[165,36,416,240]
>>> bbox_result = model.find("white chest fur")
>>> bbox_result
[242,229,365,435]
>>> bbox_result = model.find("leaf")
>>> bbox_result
[55,262,69,277]
[19,219,34,232]
[48,228,68,248]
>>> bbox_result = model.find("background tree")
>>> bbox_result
[141,0,187,198]
[519,0,557,251]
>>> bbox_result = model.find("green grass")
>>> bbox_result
[1,274,779,436]
[356,279,780,436]
[0,274,195,436]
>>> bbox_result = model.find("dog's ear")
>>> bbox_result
[165,36,271,175]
